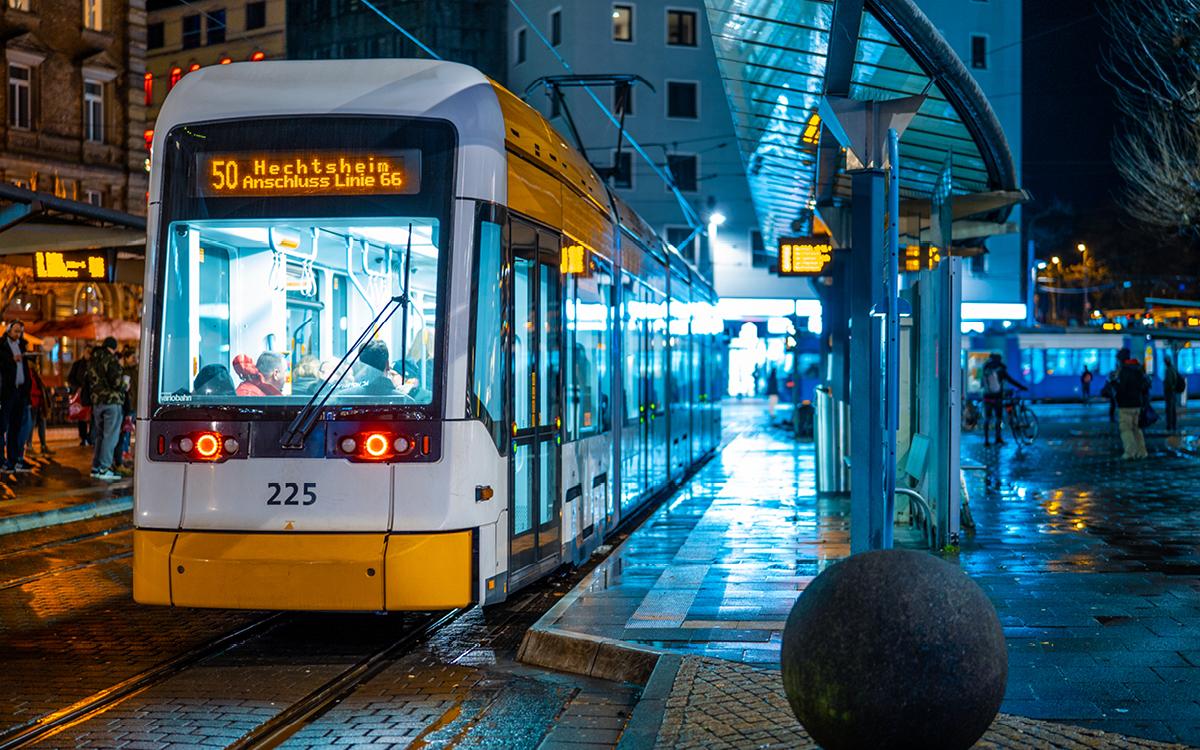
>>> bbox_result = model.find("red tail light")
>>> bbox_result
[176,431,237,461]
[338,431,415,461]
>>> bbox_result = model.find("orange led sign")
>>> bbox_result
[194,150,421,198]
[778,237,833,276]
[34,250,114,282]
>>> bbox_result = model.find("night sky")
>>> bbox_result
[1021,0,1118,212]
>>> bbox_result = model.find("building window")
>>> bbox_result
[207,9,226,44]
[182,14,201,49]
[611,150,632,189]
[245,0,265,29]
[970,34,988,70]
[665,226,694,255]
[550,8,561,46]
[666,80,698,118]
[614,85,633,115]
[667,9,697,46]
[143,72,153,105]
[666,153,698,192]
[515,27,526,64]
[612,4,632,42]
[83,0,102,30]
[85,189,103,206]
[84,80,104,142]
[7,64,31,130]
[147,21,165,49]
[169,66,182,88]
[8,0,31,11]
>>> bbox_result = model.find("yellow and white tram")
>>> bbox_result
[134,60,724,611]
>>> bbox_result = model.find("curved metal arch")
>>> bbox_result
[866,0,1019,193]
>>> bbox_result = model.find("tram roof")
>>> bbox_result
[704,0,1022,247]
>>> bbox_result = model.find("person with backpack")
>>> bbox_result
[87,337,127,481]
[1163,354,1183,434]
[981,352,1027,446]
[1114,347,1150,460]
[1080,366,1093,404]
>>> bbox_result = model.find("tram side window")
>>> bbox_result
[565,260,613,441]
[198,244,231,369]
[470,219,506,442]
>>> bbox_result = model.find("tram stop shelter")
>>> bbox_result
[703,0,1024,551]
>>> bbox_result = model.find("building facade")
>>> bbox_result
[286,0,506,83]
[145,0,287,125]
[1,0,148,213]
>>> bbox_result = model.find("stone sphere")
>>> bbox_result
[781,549,1007,750]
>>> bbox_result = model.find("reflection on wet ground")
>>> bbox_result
[543,401,1200,745]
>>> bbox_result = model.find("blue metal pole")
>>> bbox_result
[883,129,900,549]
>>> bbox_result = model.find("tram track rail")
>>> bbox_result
[0,615,286,750]
[0,527,134,591]
[229,607,467,750]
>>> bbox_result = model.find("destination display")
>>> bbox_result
[777,236,833,276]
[194,150,421,198]
[34,250,114,282]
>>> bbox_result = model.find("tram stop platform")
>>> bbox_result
[521,402,1200,749]
[0,428,131,537]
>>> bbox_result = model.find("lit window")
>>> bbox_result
[7,0,31,11]
[148,21,164,49]
[666,153,698,192]
[182,14,201,49]
[249,50,265,61]
[612,4,632,42]
[83,0,102,30]
[169,66,182,88]
[143,72,153,105]
[245,0,265,30]
[219,56,232,65]
[189,63,201,72]
[666,81,698,119]
[550,8,561,46]
[143,129,154,150]
[970,34,988,70]
[7,64,31,130]
[207,8,226,45]
[85,189,103,206]
[84,80,104,142]
[666,9,697,46]
[515,27,526,64]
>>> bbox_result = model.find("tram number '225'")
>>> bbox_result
[267,482,317,506]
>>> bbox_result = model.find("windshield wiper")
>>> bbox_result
[280,225,413,449]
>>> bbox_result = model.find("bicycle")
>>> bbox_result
[961,398,980,431]
[1003,394,1039,445]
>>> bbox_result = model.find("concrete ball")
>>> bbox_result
[781,549,1007,750]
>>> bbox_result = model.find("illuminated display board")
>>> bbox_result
[778,237,833,276]
[194,150,421,198]
[904,244,941,273]
[34,250,114,282]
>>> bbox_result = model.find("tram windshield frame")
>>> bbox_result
[149,115,456,419]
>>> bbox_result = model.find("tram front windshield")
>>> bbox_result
[157,219,441,406]
[152,116,453,411]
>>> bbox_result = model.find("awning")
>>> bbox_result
[0,183,146,257]
[704,0,1020,247]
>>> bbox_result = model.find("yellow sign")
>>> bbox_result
[778,237,833,276]
[195,150,421,198]
[561,243,589,275]
[34,250,112,281]
[904,244,941,273]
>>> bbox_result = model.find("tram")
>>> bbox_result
[134,60,725,611]
[964,330,1200,401]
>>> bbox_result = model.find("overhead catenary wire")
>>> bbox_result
[356,0,443,61]
[507,0,704,231]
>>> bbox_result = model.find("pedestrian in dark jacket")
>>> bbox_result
[67,347,92,446]
[0,320,34,472]
[1114,347,1149,460]
[87,337,126,481]
[1080,366,1093,404]
[1163,354,1183,433]
[25,358,51,455]
[981,353,1026,446]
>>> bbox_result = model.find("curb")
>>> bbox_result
[0,494,133,536]
[616,654,682,749]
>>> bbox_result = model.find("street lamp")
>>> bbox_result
[1077,243,1090,320]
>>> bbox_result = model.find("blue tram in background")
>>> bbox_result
[964,330,1200,402]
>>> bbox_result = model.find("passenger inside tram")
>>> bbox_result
[157,218,442,409]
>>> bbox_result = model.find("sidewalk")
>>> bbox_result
[521,402,1200,748]
[0,429,132,536]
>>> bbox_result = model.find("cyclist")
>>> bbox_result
[981,352,1027,446]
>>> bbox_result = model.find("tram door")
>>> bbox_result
[509,219,563,572]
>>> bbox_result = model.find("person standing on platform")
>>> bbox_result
[1114,347,1150,460]
[87,337,126,481]
[1162,354,1183,434]
[1080,366,1093,404]
[67,347,92,446]
[0,321,34,472]
[981,352,1026,446]
[1104,357,1121,424]
[113,347,137,473]
[766,367,780,418]
[25,357,51,455]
